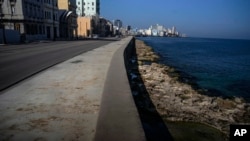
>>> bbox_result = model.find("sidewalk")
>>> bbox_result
[0,38,128,141]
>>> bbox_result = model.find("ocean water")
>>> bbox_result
[138,37,250,101]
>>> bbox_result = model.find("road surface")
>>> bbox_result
[0,40,116,91]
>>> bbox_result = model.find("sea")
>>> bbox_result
[137,37,250,102]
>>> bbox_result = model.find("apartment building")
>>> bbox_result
[0,0,59,43]
[76,0,104,38]
[76,0,100,17]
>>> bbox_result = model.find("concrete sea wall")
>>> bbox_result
[94,37,146,141]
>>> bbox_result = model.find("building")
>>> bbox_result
[171,26,176,35]
[145,28,152,36]
[76,0,103,38]
[77,16,93,38]
[78,0,100,17]
[127,25,131,31]
[77,15,98,37]
[106,20,113,36]
[76,0,113,37]
[77,16,113,38]
[0,0,59,43]
[113,19,122,35]
[43,0,60,40]
[167,26,179,37]
[98,17,113,37]
[76,0,83,16]
[114,19,122,29]
[76,0,100,17]
[76,0,101,30]
[58,0,78,39]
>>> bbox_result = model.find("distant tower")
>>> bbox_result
[172,26,176,34]
[114,19,122,28]
[127,25,131,31]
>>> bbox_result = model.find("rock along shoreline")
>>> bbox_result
[128,39,250,137]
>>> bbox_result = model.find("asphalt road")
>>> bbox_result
[0,39,117,91]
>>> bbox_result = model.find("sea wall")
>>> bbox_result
[127,39,250,135]
[94,37,146,141]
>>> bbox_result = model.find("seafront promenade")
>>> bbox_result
[0,37,146,141]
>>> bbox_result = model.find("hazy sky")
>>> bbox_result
[101,0,250,39]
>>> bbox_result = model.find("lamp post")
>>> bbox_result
[0,0,6,44]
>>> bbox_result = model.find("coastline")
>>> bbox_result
[128,39,250,138]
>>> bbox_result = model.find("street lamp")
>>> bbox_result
[0,0,6,44]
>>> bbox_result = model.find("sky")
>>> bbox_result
[101,0,250,39]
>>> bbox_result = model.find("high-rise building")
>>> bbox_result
[76,0,100,17]
[85,0,100,16]
[114,19,122,28]
[76,0,83,16]
[172,26,176,34]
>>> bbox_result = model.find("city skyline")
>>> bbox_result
[101,0,250,39]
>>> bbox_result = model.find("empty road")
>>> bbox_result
[0,39,117,91]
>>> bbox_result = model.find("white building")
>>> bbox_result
[76,0,83,16]
[150,24,167,36]
[145,28,152,36]
[172,26,176,34]
[167,28,172,34]
[76,0,100,17]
